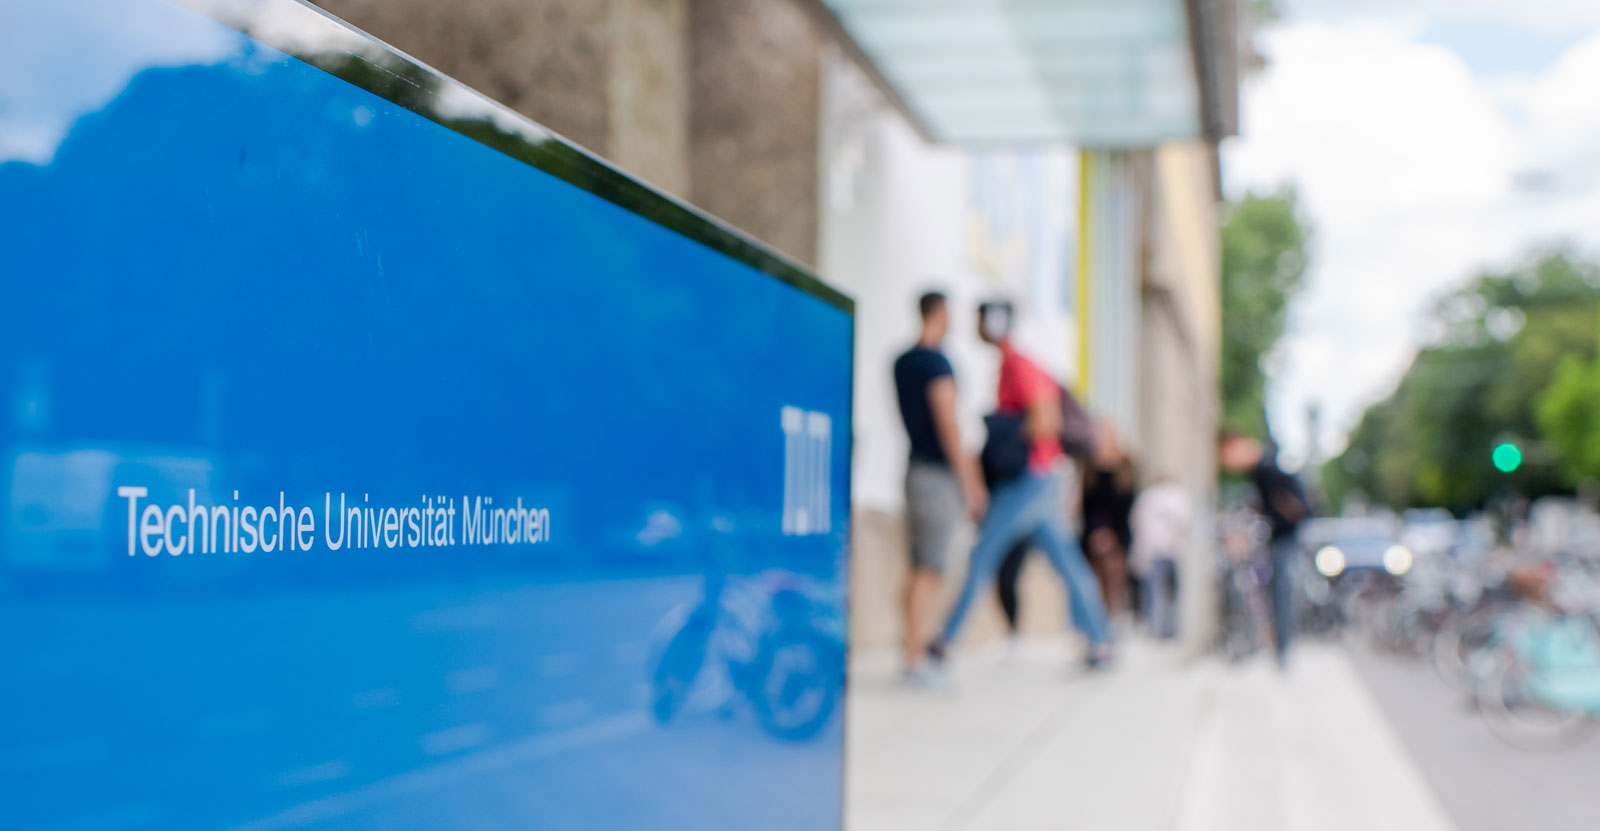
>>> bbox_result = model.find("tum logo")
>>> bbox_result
[781,406,831,536]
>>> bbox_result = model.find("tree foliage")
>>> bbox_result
[1324,252,1600,512]
[1537,352,1600,485]
[1220,188,1309,439]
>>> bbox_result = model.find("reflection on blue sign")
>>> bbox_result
[0,1,852,829]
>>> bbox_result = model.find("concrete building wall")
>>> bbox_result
[1139,139,1223,650]
[1151,141,1223,379]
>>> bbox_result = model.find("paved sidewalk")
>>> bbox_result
[847,639,1454,831]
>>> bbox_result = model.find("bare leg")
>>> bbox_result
[1087,529,1126,617]
[904,569,941,668]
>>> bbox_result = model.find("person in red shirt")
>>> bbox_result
[930,300,1113,669]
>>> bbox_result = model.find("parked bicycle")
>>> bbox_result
[1478,604,1600,750]
[1215,510,1274,662]
[1423,556,1600,750]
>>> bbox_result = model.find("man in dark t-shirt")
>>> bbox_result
[892,291,985,682]
[1220,429,1310,666]
[894,347,952,468]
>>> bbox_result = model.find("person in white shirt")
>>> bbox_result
[1129,476,1192,640]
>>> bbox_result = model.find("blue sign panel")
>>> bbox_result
[0,1,853,829]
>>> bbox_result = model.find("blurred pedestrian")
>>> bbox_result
[995,538,1029,642]
[994,388,1093,643]
[893,291,987,683]
[993,467,1083,644]
[1219,430,1310,667]
[1082,423,1135,620]
[930,300,1112,670]
[1130,474,1191,640]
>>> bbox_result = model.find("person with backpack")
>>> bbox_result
[993,385,1096,643]
[928,300,1113,670]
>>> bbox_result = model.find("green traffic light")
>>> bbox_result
[1492,442,1523,473]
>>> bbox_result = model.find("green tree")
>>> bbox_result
[1220,188,1309,439]
[1537,355,1600,485]
[1325,251,1600,512]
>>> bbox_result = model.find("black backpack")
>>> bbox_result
[980,385,1094,487]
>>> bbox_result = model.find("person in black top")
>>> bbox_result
[1219,429,1311,666]
[996,422,1135,633]
[1081,423,1136,619]
[892,291,986,681]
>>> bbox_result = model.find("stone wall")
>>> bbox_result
[312,0,820,265]
[608,0,691,196]
[315,0,613,153]
[687,0,821,264]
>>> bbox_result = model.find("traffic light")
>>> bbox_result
[1492,441,1523,473]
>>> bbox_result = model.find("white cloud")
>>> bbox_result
[0,0,238,164]
[1282,0,1600,33]
[1518,36,1600,181]
[1225,15,1600,468]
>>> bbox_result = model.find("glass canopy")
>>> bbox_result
[821,0,1203,146]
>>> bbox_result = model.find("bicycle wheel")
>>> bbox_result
[1435,606,1502,692]
[1480,661,1599,752]
[1219,579,1257,662]
[746,626,842,741]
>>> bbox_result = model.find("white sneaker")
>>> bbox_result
[901,660,951,691]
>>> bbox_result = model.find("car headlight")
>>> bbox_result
[1315,546,1346,577]
[1384,545,1413,575]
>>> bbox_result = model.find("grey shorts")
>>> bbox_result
[905,462,962,575]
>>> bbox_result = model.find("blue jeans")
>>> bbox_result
[1268,535,1299,661]
[1144,559,1178,640]
[941,469,1110,646]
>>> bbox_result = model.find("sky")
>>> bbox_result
[1223,0,1600,471]
[0,0,237,164]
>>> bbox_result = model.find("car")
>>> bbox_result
[1301,517,1413,579]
